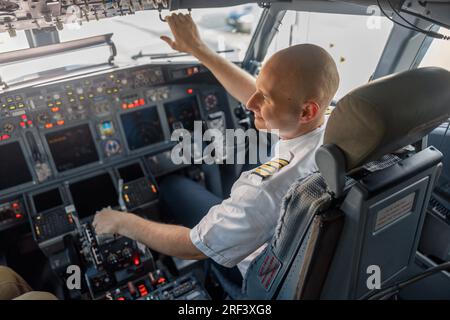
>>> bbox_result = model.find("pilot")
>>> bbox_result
[93,13,340,285]
[0,266,57,300]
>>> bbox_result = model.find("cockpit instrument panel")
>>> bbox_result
[0,0,171,35]
[0,63,240,234]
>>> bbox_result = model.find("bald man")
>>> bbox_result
[93,13,339,284]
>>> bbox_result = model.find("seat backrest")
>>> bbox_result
[243,67,450,300]
[243,172,340,299]
[320,147,442,299]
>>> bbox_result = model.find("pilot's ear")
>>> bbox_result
[299,100,320,123]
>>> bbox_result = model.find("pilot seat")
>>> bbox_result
[215,66,450,299]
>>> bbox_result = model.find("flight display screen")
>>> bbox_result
[46,124,99,172]
[69,173,118,219]
[0,141,33,191]
[118,163,144,183]
[164,96,201,132]
[33,188,63,213]
[120,106,165,151]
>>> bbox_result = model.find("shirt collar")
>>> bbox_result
[274,116,328,158]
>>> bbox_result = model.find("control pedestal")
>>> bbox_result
[102,273,210,300]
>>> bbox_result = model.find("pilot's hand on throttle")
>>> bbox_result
[160,13,207,55]
[92,207,126,235]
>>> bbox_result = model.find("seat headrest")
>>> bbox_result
[324,67,450,171]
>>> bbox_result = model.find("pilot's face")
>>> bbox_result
[246,63,303,138]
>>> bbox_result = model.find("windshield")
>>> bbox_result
[0,4,262,84]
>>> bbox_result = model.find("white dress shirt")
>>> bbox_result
[190,120,327,277]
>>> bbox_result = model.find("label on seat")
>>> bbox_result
[374,192,416,232]
[258,252,281,291]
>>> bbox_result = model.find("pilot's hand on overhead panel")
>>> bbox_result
[160,13,208,55]
[92,207,127,235]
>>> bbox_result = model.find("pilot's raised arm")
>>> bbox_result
[160,13,256,106]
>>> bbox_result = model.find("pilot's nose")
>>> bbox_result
[246,92,261,113]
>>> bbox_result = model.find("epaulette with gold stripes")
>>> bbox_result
[251,158,290,179]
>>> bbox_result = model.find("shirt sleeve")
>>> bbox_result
[190,176,279,267]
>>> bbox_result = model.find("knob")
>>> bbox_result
[107,253,118,265]
[104,139,121,157]
[37,112,50,124]
[234,106,247,119]
[122,247,133,259]
[3,123,14,133]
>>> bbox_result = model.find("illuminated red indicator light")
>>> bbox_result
[27,120,33,125]
[122,99,145,109]
[157,277,166,284]
[117,297,125,300]
[21,114,27,120]
[15,213,22,219]
[20,122,26,127]
[138,285,148,297]
[133,257,140,266]
[1,134,10,140]
[187,88,193,94]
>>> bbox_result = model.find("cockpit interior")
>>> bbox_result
[0,0,449,301]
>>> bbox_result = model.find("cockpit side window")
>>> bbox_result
[264,11,394,101]
[419,27,450,198]
[419,27,450,71]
